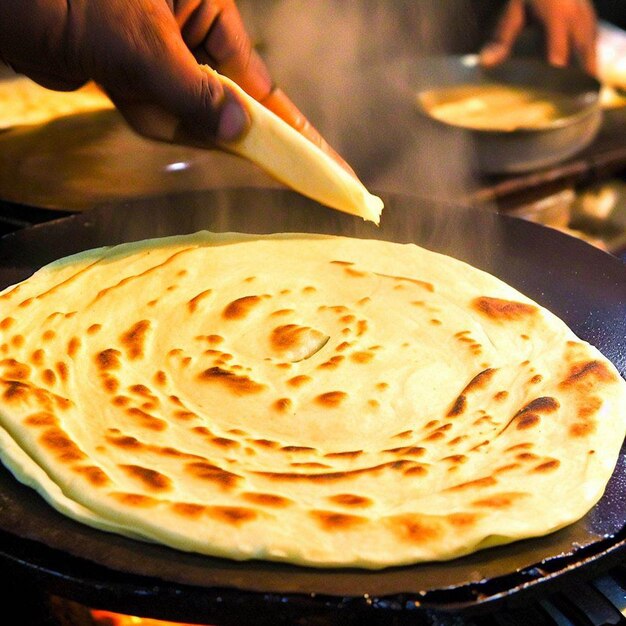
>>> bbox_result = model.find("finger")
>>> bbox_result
[480,0,526,66]
[570,1,598,75]
[542,16,570,67]
[194,0,273,102]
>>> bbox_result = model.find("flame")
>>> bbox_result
[90,610,211,626]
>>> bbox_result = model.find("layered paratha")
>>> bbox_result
[0,232,624,569]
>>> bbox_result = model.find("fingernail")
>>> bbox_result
[217,97,248,142]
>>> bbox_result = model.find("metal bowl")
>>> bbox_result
[411,55,603,174]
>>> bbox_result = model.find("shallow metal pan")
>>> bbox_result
[404,55,603,174]
[0,188,624,623]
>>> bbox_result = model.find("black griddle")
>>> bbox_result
[0,188,624,625]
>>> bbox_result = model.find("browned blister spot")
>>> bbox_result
[404,464,429,476]
[472,492,526,509]
[126,407,167,431]
[315,391,347,408]
[384,446,426,458]
[185,461,241,489]
[110,492,159,508]
[530,374,543,384]
[392,430,413,440]
[40,368,56,386]
[324,450,363,459]
[285,377,311,392]
[73,465,110,487]
[494,391,508,401]
[242,492,292,507]
[222,295,262,320]
[447,394,467,417]
[107,433,142,450]
[171,502,206,518]
[327,494,373,508]
[465,368,497,392]
[252,438,279,449]
[198,367,266,395]
[516,414,540,430]
[282,445,315,453]
[54,362,68,382]
[494,463,521,474]
[1,358,31,380]
[40,427,86,462]
[112,395,130,407]
[173,410,197,421]
[10,334,24,348]
[472,296,538,320]
[119,464,172,491]
[151,370,167,387]
[208,506,258,526]
[29,349,45,367]
[187,289,212,313]
[516,452,539,462]
[388,514,441,544]
[66,337,80,358]
[569,422,595,437]
[211,436,240,449]
[0,317,15,331]
[344,267,366,278]
[424,431,446,442]
[517,397,560,416]
[100,375,119,394]
[506,442,534,452]
[120,320,151,360]
[578,396,602,419]
[350,351,374,364]
[41,330,56,342]
[560,360,616,389]
[447,513,480,528]
[96,349,121,371]
[87,324,101,335]
[533,459,560,473]
[310,510,366,531]
[24,411,56,427]
[442,454,467,465]
[447,476,497,492]
[318,355,344,370]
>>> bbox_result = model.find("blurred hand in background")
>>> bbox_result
[480,0,598,74]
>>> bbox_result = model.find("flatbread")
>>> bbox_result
[208,67,383,223]
[0,231,624,569]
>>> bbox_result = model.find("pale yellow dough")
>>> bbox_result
[0,231,624,569]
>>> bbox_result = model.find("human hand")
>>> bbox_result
[480,0,598,75]
[0,0,347,167]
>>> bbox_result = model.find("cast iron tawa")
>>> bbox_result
[0,189,624,623]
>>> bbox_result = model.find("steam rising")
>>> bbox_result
[239,0,496,203]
